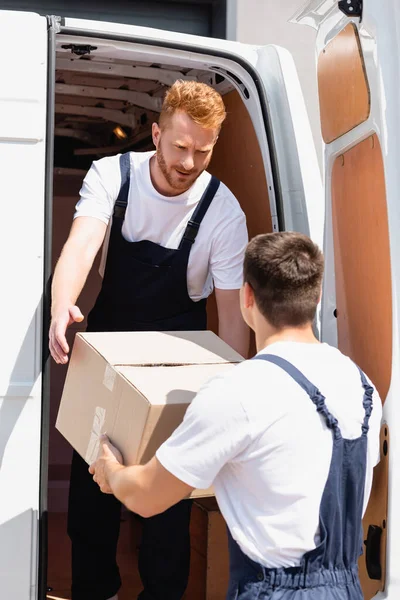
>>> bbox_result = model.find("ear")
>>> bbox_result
[152,122,161,148]
[243,282,255,309]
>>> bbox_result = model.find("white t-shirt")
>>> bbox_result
[74,151,248,301]
[157,341,382,568]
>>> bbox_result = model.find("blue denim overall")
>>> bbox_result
[226,354,373,600]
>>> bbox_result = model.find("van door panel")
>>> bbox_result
[0,10,48,600]
[318,23,370,143]
[308,5,392,596]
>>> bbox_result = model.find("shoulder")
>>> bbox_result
[89,153,121,176]
[216,180,245,218]
[200,171,244,220]
[323,345,383,424]
[81,154,122,195]
[87,151,151,179]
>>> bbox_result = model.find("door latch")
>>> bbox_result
[338,0,362,18]
[61,44,97,56]
[364,524,382,580]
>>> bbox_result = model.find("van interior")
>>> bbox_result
[47,32,273,600]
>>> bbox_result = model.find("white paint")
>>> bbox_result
[0,10,47,600]
[251,44,323,241]
[231,0,323,173]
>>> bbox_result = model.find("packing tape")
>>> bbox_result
[85,406,106,464]
[103,364,116,391]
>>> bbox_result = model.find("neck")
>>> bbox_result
[255,323,319,353]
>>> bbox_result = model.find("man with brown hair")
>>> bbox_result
[91,232,382,600]
[50,80,249,600]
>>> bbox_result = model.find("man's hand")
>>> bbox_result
[49,305,84,364]
[89,435,124,494]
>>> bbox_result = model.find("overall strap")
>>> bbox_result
[113,152,131,218]
[179,176,220,251]
[356,366,374,436]
[253,354,342,438]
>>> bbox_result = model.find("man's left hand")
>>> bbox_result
[89,435,124,494]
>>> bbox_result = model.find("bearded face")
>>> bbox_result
[152,111,218,194]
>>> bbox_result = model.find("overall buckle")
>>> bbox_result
[183,220,200,244]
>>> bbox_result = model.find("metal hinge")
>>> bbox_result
[338,0,362,18]
[61,44,97,56]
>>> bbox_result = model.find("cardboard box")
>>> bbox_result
[56,330,242,498]
[186,498,229,600]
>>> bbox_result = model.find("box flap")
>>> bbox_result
[78,330,243,366]
[116,363,236,406]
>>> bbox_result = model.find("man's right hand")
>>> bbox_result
[49,305,84,364]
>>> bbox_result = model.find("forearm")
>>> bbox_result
[106,462,151,517]
[215,288,249,358]
[219,315,250,358]
[51,242,94,314]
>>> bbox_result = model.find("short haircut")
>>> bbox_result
[243,232,324,329]
[159,80,226,130]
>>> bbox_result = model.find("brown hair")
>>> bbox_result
[243,232,324,329]
[159,80,226,130]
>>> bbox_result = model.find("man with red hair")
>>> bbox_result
[50,80,249,600]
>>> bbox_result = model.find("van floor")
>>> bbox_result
[46,512,142,600]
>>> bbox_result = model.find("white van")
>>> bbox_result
[0,1,396,598]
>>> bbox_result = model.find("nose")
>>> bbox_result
[181,153,195,172]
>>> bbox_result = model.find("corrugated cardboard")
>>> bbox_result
[56,331,242,498]
[186,498,229,600]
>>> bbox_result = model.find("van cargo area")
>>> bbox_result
[47,33,274,599]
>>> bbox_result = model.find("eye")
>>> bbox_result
[176,145,186,150]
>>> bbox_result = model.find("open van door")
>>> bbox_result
[0,9,54,600]
[293,0,400,597]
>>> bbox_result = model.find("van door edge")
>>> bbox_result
[38,15,58,600]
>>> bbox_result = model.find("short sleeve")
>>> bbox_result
[210,209,248,290]
[74,155,121,224]
[156,371,251,489]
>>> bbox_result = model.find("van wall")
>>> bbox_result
[48,90,272,508]
[207,89,272,338]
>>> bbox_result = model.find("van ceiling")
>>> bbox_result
[55,41,234,169]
